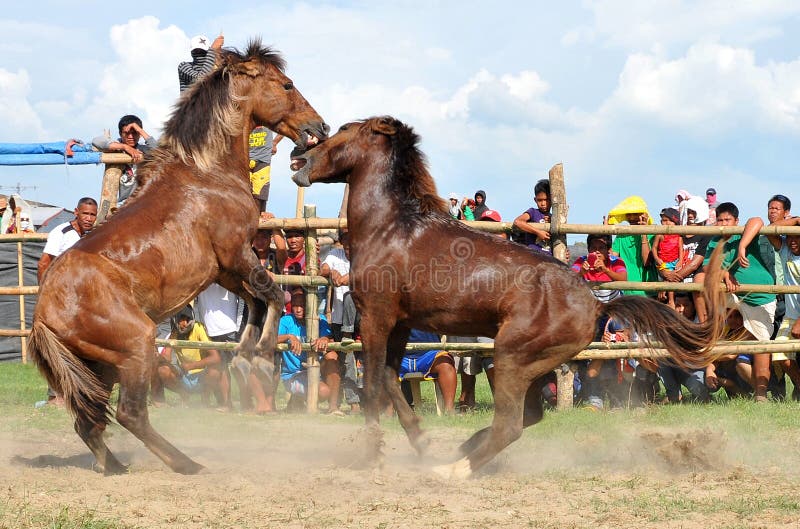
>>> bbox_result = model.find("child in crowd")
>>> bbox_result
[652,207,684,307]
[513,179,552,253]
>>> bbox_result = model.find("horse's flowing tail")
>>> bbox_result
[602,241,727,369]
[28,322,111,426]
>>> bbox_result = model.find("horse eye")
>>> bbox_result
[283,82,294,90]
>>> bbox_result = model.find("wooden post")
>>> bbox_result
[14,211,26,363]
[295,188,305,219]
[98,164,122,223]
[548,162,574,409]
[304,205,321,413]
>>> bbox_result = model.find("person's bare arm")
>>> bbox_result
[37,253,54,283]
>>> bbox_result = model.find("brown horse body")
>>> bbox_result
[29,41,327,475]
[292,117,725,478]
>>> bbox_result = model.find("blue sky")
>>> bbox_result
[2,1,799,234]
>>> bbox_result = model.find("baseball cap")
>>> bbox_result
[706,188,716,195]
[190,35,210,51]
[480,209,502,222]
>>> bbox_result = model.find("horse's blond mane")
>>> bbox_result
[154,39,285,173]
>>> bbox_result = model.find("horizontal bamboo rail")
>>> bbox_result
[150,338,800,359]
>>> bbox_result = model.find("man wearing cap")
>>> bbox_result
[705,188,718,225]
[178,33,224,92]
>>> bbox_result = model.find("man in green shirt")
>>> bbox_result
[610,211,657,296]
[703,202,776,401]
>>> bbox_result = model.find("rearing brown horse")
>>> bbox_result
[29,40,328,475]
[292,116,726,479]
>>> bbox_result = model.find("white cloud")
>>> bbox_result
[89,16,188,132]
[0,68,45,140]
[579,0,800,49]
[609,41,800,136]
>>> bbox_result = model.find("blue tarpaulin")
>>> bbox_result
[0,141,102,165]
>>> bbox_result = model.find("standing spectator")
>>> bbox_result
[195,283,240,412]
[473,190,489,219]
[704,202,776,401]
[652,207,684,308]
[248,126,285,217]
[35,197,98,407]
[447,193,463,220]
[277,290,341,414]
[461,198,476,220]
[178,33,224,92]
[763,211,800,399]
[513,178,552,253]
[37,197,98,283]
[153,305,224,407]
[607,196,657,297]
[669,196,712,320]
[92,115,158,205]
[572,234,627,410]
[706,188,718,225]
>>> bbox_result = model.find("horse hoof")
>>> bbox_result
[102,463,129,476]
[411,431,431,456]
[175,461,206,475]
[432,457,473,480]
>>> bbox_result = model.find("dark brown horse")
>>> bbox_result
[29,40,328,475]
[292,116,726,479]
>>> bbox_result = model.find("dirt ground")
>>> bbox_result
[2,410,799,529]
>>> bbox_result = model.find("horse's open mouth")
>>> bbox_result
[290,149,309,171]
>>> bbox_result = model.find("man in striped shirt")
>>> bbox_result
[178,33,224,93]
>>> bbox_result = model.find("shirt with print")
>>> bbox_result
[572,254,627,303]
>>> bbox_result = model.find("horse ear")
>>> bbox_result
[228,60,262,78]
[370,117,398,137]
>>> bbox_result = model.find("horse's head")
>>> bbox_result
[224,40,329,153]
[292,116,401,187]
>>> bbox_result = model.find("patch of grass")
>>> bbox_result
[0,503,131,529]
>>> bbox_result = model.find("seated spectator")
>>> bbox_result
[399,329,457,414]
[705,309,756,399]
[195,283,240,412]
[652,207,683,308]
[4,196,35,234]
[572,234,627,410]
[278,290,341,414]
[153,305,223,407]
[657,292,710,403]
[513,178,552,253]
[461,198,475,220]
[92,115,158,205]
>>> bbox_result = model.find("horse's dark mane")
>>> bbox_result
[155,38,285,173]
[380,118,447,217]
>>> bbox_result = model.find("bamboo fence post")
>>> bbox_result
[304,205,321,413]
[295,188,305,218]
[14,211,26,363]
[548,162,574,410]
[98,164,122,223]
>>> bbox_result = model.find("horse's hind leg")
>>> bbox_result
[115,343,204,474]
[74,367,127,475]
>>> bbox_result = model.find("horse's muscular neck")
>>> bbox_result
[345,163,397,240]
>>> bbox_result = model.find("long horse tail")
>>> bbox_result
[601,241,727,369]
[28,321,111,426]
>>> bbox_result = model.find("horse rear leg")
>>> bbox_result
[457,378,543,457]
[116,347,204,474]
[74,367,127,475]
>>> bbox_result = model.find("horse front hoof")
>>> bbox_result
[432,457,473,480]
[175,460,206,475]
[100,461,130,476]
[410,431,431,456]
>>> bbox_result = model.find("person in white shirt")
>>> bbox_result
[195,283,241,411]
[36,197,98,406]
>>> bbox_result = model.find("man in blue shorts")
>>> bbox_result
[399,329,457,414]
